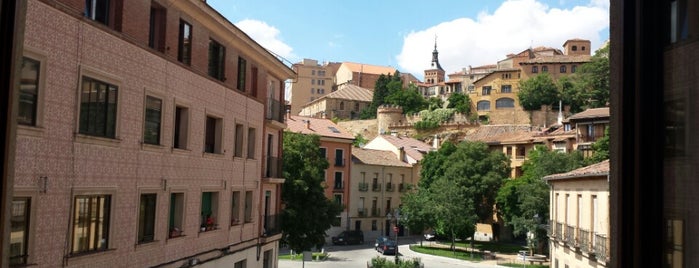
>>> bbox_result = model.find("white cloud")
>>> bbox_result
[396,0,609,79]
[236,19,298,62]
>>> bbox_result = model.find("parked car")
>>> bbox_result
[378,240,397,255]
[374,236,390,251]
[331,230,364,245]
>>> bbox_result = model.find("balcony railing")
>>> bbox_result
[263,214,281,237]
[333,181,344,191]
[358,182,369,192]
[265,156,282,178]
[372,183,382,192]
[578,228,591,252]
[266,98,285,123]
[334,158,345,167]
[555,222,563,240]
[594,234,608,261]
[386,183,394,192]
[564,224,575,245]
[357,208,366,217]
[399,183,407,192]
[371,208,381,217]
[547,220,553,237]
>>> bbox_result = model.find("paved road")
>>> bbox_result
[279,239,505,268]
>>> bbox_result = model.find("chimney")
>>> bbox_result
[304,120,310,129]
[557,100,563,125]
[398,146,405,161]
[433,134,440,149]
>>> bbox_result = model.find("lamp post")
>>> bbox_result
[386,209,401,264]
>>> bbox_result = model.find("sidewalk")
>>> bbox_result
[407,240,549,267]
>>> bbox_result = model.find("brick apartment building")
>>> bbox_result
[10,0,293,267]
[289,59,341,116]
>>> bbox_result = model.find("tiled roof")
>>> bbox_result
[352,148,411,167]
[379,135,434,162]
[463,125,533,142]
[544,160,609,181]
[341,62,396,75]
[520,55,591,64]
[319,84,373,102]
[286,116,355,140]
[567,107,610,120]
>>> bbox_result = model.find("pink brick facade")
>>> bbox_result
[12,1,293,267]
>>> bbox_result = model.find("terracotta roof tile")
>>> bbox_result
[352,148,411,167]
[378,135,434,162]
[520,55,591,64]
[286,116,355,140]
[544,160,610,181]
[463,125,533,143]
[318,84,373,102]
[341,62,397,75]
[567,107,610,120]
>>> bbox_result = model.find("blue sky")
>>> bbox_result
[208,0,609,80]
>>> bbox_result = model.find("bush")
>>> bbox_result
[368,256,423,268]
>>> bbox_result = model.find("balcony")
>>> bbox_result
[371,208,381,217]
[564,224,575,245]
[334,158,345,167]
[372,183,381,192]
[265,156,282,179]
[266,98,285,124]
[593,234,608,261]
[399,183,407,192]
[333,181,344,192]
[386,183,394,192]
[357,208,366,217]
[263,214,281,237]
[578,228,591,253]
[358,182,369,192]
[554,222,563,241]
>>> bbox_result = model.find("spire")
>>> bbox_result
[431,35,443,71]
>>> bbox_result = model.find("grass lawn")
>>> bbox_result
[278,252,328,261]
[409,245,485,262]
[499,263,549,268]
[434,240,527,254]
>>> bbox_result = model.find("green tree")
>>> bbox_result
[427,97,444,111]
[575,45,610,108]
[352,133,368,148]
[419,142,457,188]
[585,127,609,165]
[446,92,472,115]
[496,146,583,253]
[281,132,343,253]
[517,73,559,111]
[384,84,428,114]
[558,76,585,114]
[360,71,403,119]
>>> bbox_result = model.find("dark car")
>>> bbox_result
[374,236,390,251]
[331,230,364,245]
[377,240,397,255]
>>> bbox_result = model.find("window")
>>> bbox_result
[208,39,226,81]
[481,86,491,95]
[319,147,327,158]
[234,259,246,268]
[79,76,118,138]
[311,88,315,94]
[85,0,112,26]
[477,100,491,111]
[244,191,253,223]
[355,103,360,111]
[334,171,343,189]
[251,67,258,97]
[372,220,377,231]
[247,127,256,159]
[9,198,30,265]
[560,65,567,73]
[237,57,247,91]
[340,101,345,110]
[532,66,539,73]
[18,57,40,126]
[234,123,244,157]
[200,192,219,231]
[335,148,344,166]
[169,193,184,238]
[571,65,577,73]
[496,98,515,108]
[204,116,222,154]
[72,195,111,254]
[173,106,189,149]
[501,84,512,93]
[148,2,166,52]
[334,194,342,206]
[311,79,315,85]
[138,193,156,244]
[572,45,578,51]
[542,66,549,73]
[178,20,192,65]
[143,96,162,145]
[231,191,241,225]
[312,70,316,75]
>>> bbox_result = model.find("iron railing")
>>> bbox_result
[372,183,382,192]
[386,183,394,192]
[371,208,381,217]
[265,156,282,178]
[263,214,281,236]
[594,234,608,260]
[357,208,366,217]
[578,228,591,252]
[565,224,575,245]
[358,182,369,192]
[266,98,285,123]
[555,222,563,240]
[334,158,345,167]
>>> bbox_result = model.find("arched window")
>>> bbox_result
[354,102,360,111]
[542,66,549,73]
[339,101,345,110]
[532,66,538,73]
[496,98,515,109]
[477,101,491,111]
[560,65,567,73]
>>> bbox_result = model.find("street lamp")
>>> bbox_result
[386,209,401,264]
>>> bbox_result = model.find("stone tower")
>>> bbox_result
[377,105,404,135]
[424,37,445,85]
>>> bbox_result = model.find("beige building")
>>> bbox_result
[289,59,342,116]
[545,160,610,268]
[10,0,293,267]
[364,134,434,184]
[335,62,400,89]
[350,148,415,238]
[298,84,373,120]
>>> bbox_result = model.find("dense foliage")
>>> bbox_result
[446,92,472,115]
[281,132,343,253]
[360,71,403,119]
[585,127,609,165]
[517,73,560,110]
[384,83,428,114]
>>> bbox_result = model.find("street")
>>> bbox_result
[278,237,505,268]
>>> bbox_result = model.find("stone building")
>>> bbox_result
[335,62,398,89]
[298,84,373,120]
[289,59,342,116]
[9,0,293,267]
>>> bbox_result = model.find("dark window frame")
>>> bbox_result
[237,57,247,91]
[178,20,192,65]
[71,194,111,254]
[79,76,118,138]
[17,57,40,126]
[208,39,226,81]
[143,96,162,145]
[138,193,156,244]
